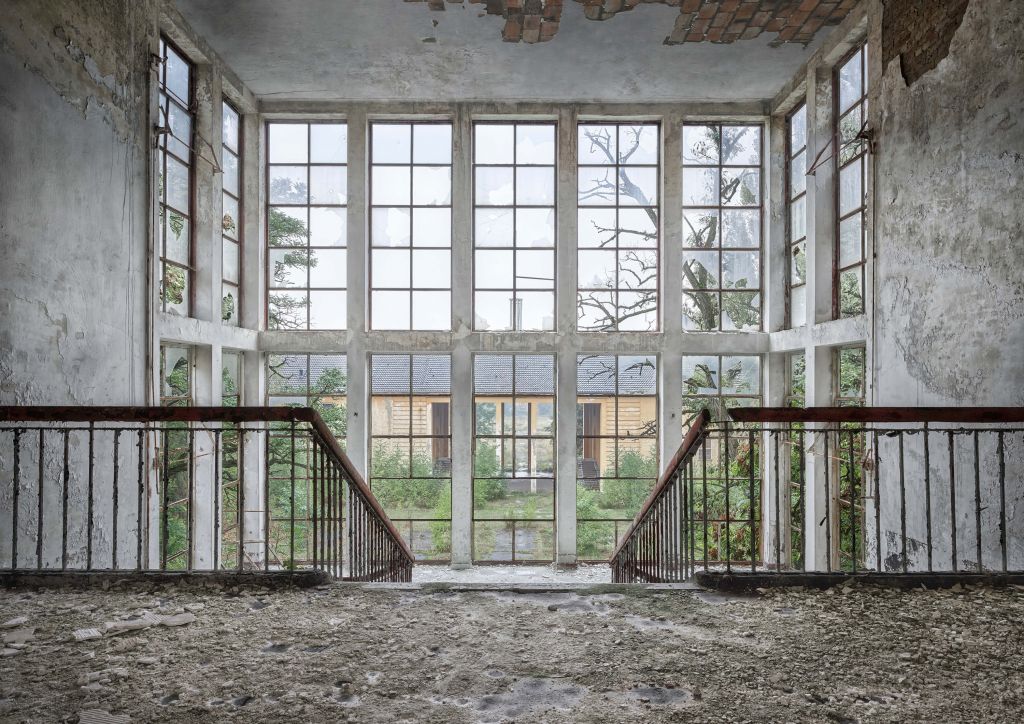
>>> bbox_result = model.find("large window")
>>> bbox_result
[266,354,346,566]
[835,45,868,318]
[158,344,192,569]
[474,122,556,331]
[787,105,808,328]
[267,122,348,330]
[576,354,658,560]
[157,38,194,317]
[370,122,452,331]
[577,123,660,331]
[682,123,763,331]
[835,345,866,407]
[473,355,556,562]
[221,102,242,326]
[220,351,242,568]
[681,354,761,422]
[369,355,452,561]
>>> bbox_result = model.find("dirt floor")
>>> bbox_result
[1,580,1023,723]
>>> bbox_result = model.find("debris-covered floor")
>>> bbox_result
[2,581,1023,722]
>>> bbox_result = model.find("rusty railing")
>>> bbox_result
[0,406,413,582]
[611,407,1024,583]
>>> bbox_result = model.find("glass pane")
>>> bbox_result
[371,291,410,329]
[476,250,514,289]
[310,166,346,205]
[578,209,617,248]
[373,124,411,164]
[839,269,863,316]
[308,290,345,329]
[515,250,554,289]
[413,124,452,164]
[617,208,658,247]
[683,167,718,206]
[268,166,307,204]
[722,292,760,331]
[683,291,719,331]
[578,125,616,164]
[790,285,806,328]
[789,105,807,151]
[413,208,451,247]
[577,291,615,331]
[790,196,806,242]
[475,208,514,247]
[721,209,759,248]
[268,124,308,163]
[164,210,189,264]
[412,291,451,330]
[162,265,188,316]
[616,292,657,331]
[517,292,554,331]
[721,168,760,206]
[619,125,658,165]
[222,104,239,152]
[372,248,410,288]
[475,124,514,165]
[577,167,616,206]
[722,126,761,165]
[839,160,863,216]
[310,123,346,163]
[268,291,307,329]
[516,125,555,164]
[269,207,307,247]
[790,150,806,198]
[222,194,239,242]
[682,251,718,290]
[578,250,616,289]
[269,249,305,288]
[721,356,760,394]
[476,166,514,205]
[412,249,451,289]
[683,125,719,165]
[475,292,512,331]
[309,207,346,247]
[619,167,657,206]
[372,207,411,247]
[222,150,239,196]
[682,355,719,394]
[165,156,190,211]
[722,251,759,289]
[309,249,346,288]
[516,166,554,205]
[413,166,452,206]
[682,210,718,248]
[516,208,555,247]
[791,240,806,285]
[838,49,863,114]
[839,214,863,268]
[222,240,239,284]
[372,166,411,206]
[618,249,657,289]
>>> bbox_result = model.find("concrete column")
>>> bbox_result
[660,111,684,458]
[808,65,835,327]
[450,106,474,567]
[803,344,834,570]
[241,350,265,567]
[345,109,368,477]
[240,110,263,331]
[554,105,578,564]
[765,115,788,334]
[191,63,218,323]
[191,344,218,569]
[762,351,789,567]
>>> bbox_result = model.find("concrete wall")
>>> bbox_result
[873,0,1024,407]
[0,0,156,406]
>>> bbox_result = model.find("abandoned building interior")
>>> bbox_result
[1,0,1023,721]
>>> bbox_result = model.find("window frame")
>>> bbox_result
[786,104,808,329]
[472,120,558,332]
[576,121,662,333]
[221,99,243,327]
[681,121,765,332]
[833,43,869,320]
[157,36,195,318]
[265,120,349,331]
[368,119,454,331]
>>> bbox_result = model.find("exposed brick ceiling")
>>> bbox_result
[408,0,859,45]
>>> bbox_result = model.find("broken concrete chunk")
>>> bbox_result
[73,628,103,642]
[1,616,28,629]
[103,612,161,636]
[2,627,35,645]
[158,612,196,627]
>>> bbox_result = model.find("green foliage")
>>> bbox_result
[268,206,313,330]
[221,291,235,322]
[162,266,186,306]
[472,440,508,503]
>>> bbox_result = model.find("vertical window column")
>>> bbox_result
[158,344,193,569]
[787,105,808,328]
[682,124,763,331]
[473,122,556,331]
[267,123,348,330]
[576,354,658,560]
[157,39,194,317]
[369,355,452,561]
[835,46,868,318]
[220,351,242,567]
[473,355,556,562]
[370,122,452,331]
[577,123,660,331]
[221,102,242,326]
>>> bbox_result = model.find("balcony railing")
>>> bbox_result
[0,406,413,582]
[611,407,1024,583]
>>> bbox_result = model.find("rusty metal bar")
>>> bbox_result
[948,430,957,573]
[924,424,932,572]
[62,430,70,571]
[37,429,45,570]
[998,432,1006,573]
[213,428,221,571]
[12,430,21,569]
[748,428,756,574]
[973,430,982,573]
[112,430,120,569]
[137,429,144,571]
[729,407,1024,424]
[86,422,94,571]
[899,431,907,573]
[824,430,831,574]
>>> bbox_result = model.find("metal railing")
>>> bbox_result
[611,407,1024,583]
[0,407,413,582]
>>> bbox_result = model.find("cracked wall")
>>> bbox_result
[0,0,157,405]
[873,0,1024,407]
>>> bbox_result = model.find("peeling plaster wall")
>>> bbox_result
[0,0,156,405]
[873,0,1024,407]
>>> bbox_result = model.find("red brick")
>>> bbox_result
[765,17,785,32]
[735,1,757,20]
[502,17,522,41]
[698,2,718,19]
[681,0,702,12]
[710,10,732,27]
[686,31,705,41]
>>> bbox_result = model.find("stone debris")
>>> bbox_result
[78,709,131,723]
[0,582,1021,721]
[72,628,102,642]
[1,616,28,629]
[2,627,35,645]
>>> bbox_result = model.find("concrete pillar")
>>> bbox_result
[450,106,474,567]
[191,63,218,324]
[554,105,578,564]
[191,344,218,569]
[660,110,684,458]
[345,109,369,477]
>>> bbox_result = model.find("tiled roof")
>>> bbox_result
[576,355,657,395]
[371,354,451,395]
[473,355,555,395]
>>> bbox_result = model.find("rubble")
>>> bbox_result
[0,582,1021,721]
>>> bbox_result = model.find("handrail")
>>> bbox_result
[608,408,711,563]
[727,406,1024,424]
[0,405,414,563]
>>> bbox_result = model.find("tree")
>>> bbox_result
[268,176,317,330]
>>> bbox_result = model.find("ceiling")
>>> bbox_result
[175,0,832,104]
